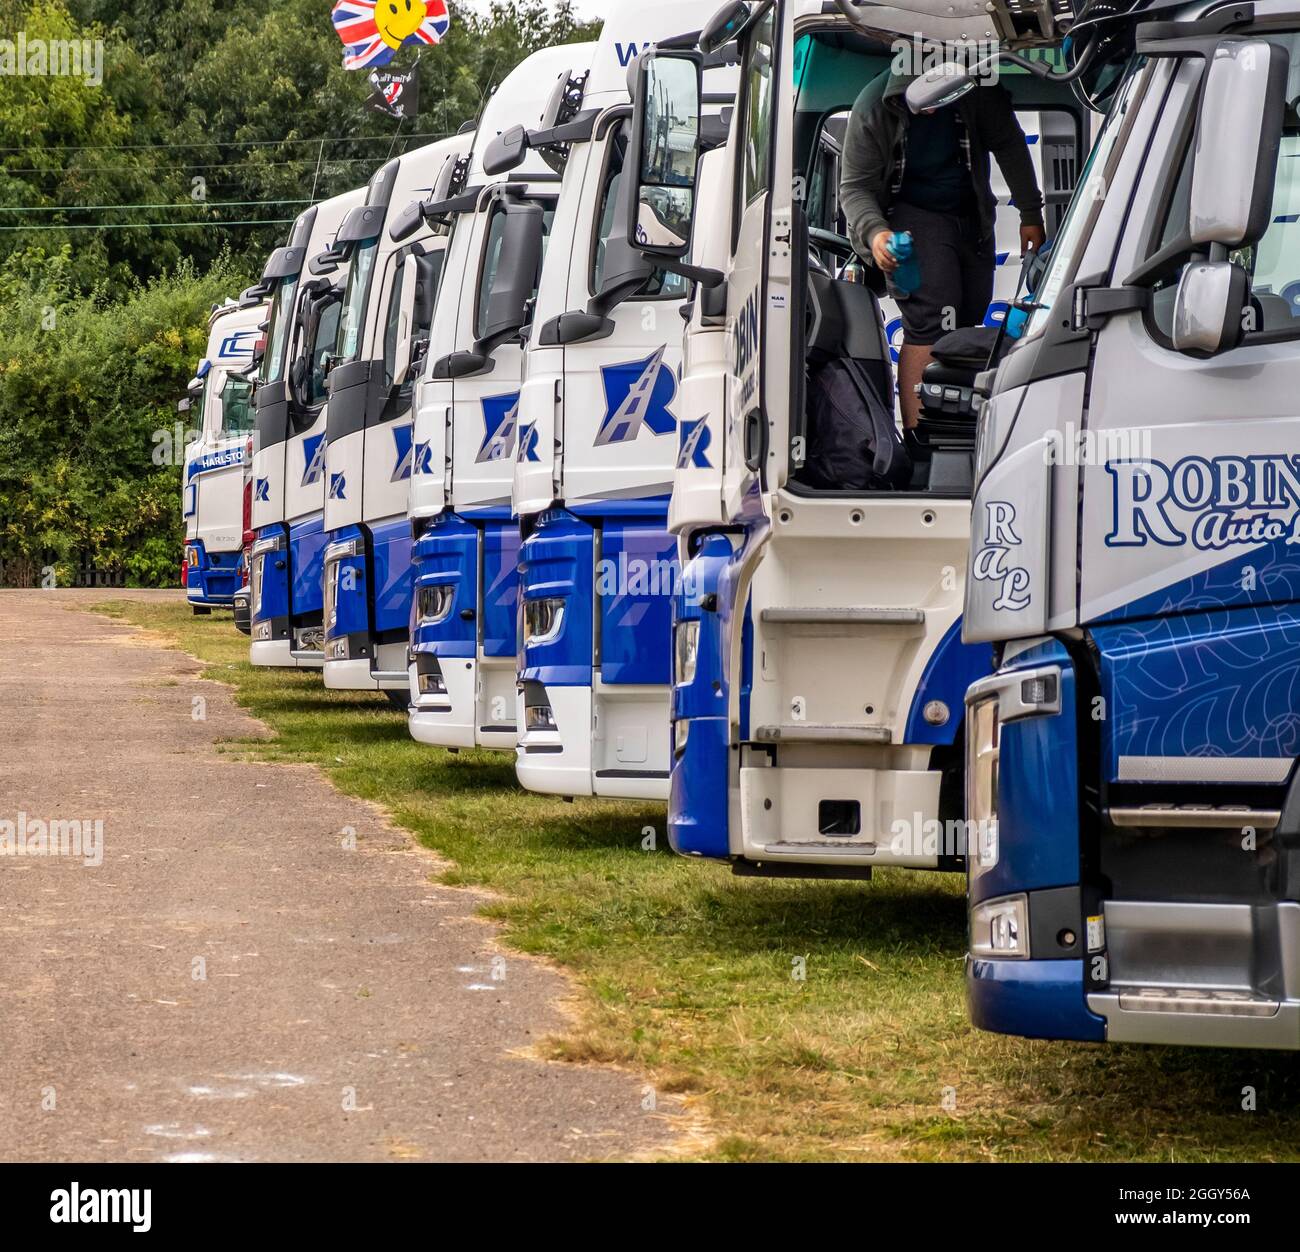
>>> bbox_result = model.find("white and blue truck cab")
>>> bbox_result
[628,0,1088,873]
[183,299,266,613]
[320,136,468,696]
[247,187,365,667]
[502,2,737,800]
[405,43,594,751]
[956,0,1300,1049]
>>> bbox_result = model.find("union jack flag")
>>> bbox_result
[331,0,451,72]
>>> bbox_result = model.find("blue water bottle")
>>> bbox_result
[887,231,920,299]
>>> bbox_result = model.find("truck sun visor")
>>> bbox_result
[260,245,307,283]
[336,203,386,246]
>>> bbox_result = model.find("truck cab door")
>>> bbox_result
[282,287,342,525]
[669,145,733,535]
[449,194,541,513]
[252,274,299,533]
[196,366,255,558]
[722,3,781,524]
[360,247,438,523]
[550,119,689,507]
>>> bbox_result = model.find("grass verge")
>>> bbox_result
[94,598,1300,1161]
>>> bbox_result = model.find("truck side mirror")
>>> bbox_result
[389,198,426,243]
[177,397,192,414]
[1171,260,1250,357]
[904,61,977,114]
[627,50,702,259]
[289,354,308,397]
[479,200,544,347]
[484,124,530,176]
[1188,39,1288,250]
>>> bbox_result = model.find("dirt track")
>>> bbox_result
[0,590,677,1162]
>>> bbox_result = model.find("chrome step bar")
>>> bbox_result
[1088,900,1300,1046]
[1114,987,1279,1017]
[761,840,878,853]
[754,723,892,745]
[1108,805,1281,830]
[761,606,925,626]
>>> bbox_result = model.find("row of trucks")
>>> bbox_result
[182,0,1300,1051]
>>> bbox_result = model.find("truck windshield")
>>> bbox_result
[336,236,380,364]
[1025,63,1147,339]
[262,274,299,385]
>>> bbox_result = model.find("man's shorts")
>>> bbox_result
[887,203,996,348]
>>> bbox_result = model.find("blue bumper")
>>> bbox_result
[967,957,1105,1042]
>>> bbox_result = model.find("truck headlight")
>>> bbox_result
[675,620,700,686]
[523,597,564,646]
[419,584,454,626]
[966,694,1000,881]
[970,893,1029,959]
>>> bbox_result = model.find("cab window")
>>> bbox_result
[592,126,689,299]
[740,7,777,213]
[336,236,379,363]
[382,262,406,388]
[309,303,341,407]
[477,202,554,339]
[218,375,254,437]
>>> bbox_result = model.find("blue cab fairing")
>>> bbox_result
[409,507,520,662]
[517,509,595,692]
[251,513,329,648]
[965,638,1106,1043]
[323,515,413,669]
[516,498,679,794]
[669,533,733,859]
[185,540,242,607]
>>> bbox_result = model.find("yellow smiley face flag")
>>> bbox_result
[331,0,451,70]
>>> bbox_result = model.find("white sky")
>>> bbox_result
[545,0,606,21]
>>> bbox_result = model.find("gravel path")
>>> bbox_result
[0,590,677,1162]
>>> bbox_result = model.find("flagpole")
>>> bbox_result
[309,136,326,204]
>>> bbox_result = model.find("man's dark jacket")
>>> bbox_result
[840,71,1044,263]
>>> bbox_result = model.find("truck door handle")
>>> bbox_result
[743,409,767,474]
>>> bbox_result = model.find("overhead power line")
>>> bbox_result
[0,219,296,232]
[0,199,314,214]
[0,154,395,176]
[0,131,452,155]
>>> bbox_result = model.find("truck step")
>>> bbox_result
[754,723,892,745]
[760,606,925,626]
[1108,804,1281,831]
[1114,986,1280,1018]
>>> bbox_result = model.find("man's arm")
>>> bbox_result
[839,90,893,263]
[980,87,1045,229]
